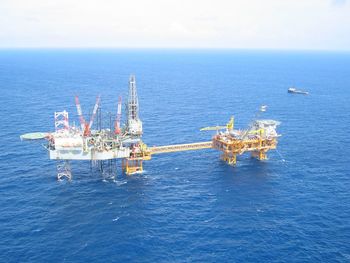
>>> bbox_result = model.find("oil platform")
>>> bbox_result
[21,75,281,180]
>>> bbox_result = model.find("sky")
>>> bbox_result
[0,0,349,50]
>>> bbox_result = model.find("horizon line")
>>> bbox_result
[0,47,349,53]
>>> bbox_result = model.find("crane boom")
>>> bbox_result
[200,126,226,131]
[88,95,101,130]
[200,116,234,131]
[75,96,86,131]
[114,96,122,134]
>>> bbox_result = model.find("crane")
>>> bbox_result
[84,95,100,136]
[75,96,86,131]
[114,96,122,135]
[200,116,234,132]
[74,95,101,137]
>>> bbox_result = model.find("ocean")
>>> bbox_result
[0,49,349,262]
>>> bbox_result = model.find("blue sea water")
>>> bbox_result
[0,49,350,262]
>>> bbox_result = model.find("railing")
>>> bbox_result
[149,141,212,154]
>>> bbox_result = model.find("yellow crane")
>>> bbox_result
[200,116,234,131]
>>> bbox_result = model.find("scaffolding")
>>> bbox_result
[57,160,72,181]
[122,158,143,174]
[54,111,69,132]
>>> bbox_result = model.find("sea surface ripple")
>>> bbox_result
[0,49,350,262]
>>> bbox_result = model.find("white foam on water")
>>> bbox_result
[115,180,127,186]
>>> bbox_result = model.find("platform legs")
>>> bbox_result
[122,158,143,175]
[57,160,72,181]
[220,149,268,166]
[251,150,267,161]
[221,152,237,165]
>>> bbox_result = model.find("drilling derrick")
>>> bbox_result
[126,75,143,136]
[122,75,146,174]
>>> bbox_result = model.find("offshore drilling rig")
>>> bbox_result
[21,75,281,180]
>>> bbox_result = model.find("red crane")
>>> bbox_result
[75,95,101,137]
[114,96,122,135]
[75,96,86,131]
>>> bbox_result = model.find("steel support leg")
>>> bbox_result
[122,158,143,175]
[57,160,72,181]
[221,153,237,165]
[252,150,267,161]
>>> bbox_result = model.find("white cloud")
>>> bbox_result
[0,0,349,50]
